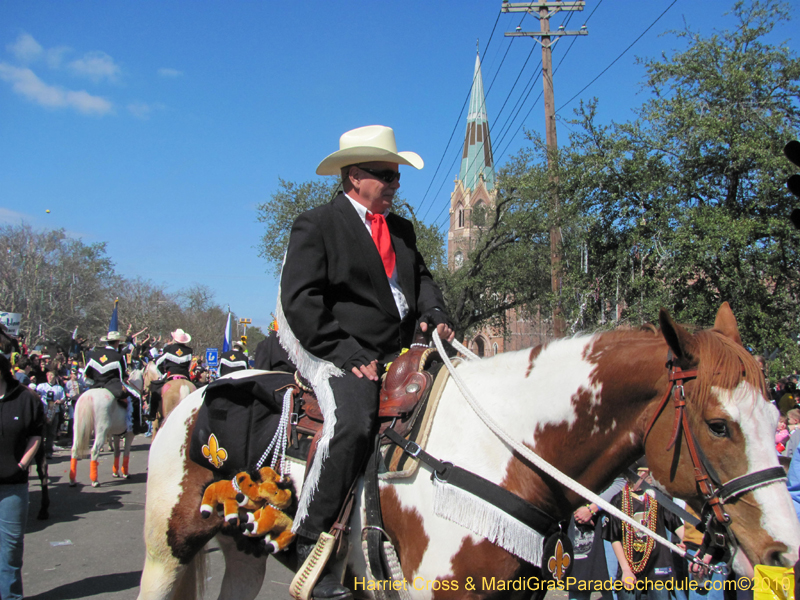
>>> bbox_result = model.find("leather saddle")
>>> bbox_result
[290,345,441,464]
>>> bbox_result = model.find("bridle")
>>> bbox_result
[643,353,786,559]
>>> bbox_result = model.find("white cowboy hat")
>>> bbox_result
[171,328,192,344]
[316,125,424,176]
[106,331,124,343]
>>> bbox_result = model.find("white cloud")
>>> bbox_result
[157,67,183,78]
[68,51,120,82]
[7,33,43,63]
[127,101,165,119]
[0,208,30,224]
[0,63,113,115]
[46,46,71,69]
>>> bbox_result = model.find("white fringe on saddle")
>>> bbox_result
[275,291,343,531]
[432,478,544,566]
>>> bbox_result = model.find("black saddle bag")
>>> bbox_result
[189,372,295,479]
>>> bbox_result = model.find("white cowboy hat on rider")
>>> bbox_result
[315,125,424,175]
[171,329,191,344]
[105,331,124,343]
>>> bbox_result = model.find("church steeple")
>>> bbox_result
[458,52,494,192]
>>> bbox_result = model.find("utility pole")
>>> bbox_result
[502,1,586,338]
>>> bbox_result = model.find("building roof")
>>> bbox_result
[458,52,495,192]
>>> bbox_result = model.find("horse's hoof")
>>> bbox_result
[112,472,120,478]
[91,481,100,488]
[121,473,129,479]
[69,480,77,487]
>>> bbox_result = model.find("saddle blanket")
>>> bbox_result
[189,371,295,480]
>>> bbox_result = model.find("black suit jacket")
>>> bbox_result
[280,193,446,368]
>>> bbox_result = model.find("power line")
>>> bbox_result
[557,0,678,112]
[418,4,539,221]
[415,11,503,219]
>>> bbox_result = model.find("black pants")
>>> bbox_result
[296,372,380,539]
[148,380,165,419]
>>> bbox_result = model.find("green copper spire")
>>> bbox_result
[459,52,494,192]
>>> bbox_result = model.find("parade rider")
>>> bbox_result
[85,331,136,431]
[84,331,129,407]
[278,125,455,600]
[218,341,250,377]
[147,329,192,420]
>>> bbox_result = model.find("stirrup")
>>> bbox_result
[290,532,336,600]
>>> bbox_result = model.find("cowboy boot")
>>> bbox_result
[295,540,352,600]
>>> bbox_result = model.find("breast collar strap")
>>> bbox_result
[642,351,786,549]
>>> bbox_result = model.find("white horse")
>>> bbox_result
[70,385,135,487]
[136,305,800,599]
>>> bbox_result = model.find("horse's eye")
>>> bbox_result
[707,420,729,438]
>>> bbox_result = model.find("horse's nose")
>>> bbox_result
[760,545,795,567]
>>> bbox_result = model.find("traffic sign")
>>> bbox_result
[206,348,219,367]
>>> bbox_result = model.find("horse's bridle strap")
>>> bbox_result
[718,466,786,503]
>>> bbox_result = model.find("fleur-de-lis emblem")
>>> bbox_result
[547,539,571,581]
[100,355,108,363]
[202,433,228,469]
[176,349,183,356]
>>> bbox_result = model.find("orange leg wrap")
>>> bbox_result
[122,456,130,476]
[69,458,77,483]
[113,456,120,475]
[90,460,99,483]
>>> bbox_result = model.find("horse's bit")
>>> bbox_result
[643,354,787,561]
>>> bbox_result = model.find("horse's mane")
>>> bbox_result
[590,321,765,412]
[691,329,767,412]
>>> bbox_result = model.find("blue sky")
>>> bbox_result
[1,1,797,334]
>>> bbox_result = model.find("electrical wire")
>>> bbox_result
[415,10,504,219]
[556,0,678,112]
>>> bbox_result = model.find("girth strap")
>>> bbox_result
[384,428,559,536]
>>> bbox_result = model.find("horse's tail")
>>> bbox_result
[172,550,207,600]
[179,382,193,402]
[72,393,95,459]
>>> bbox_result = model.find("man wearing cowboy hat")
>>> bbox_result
[84,331,129,407]
[278,125,454,599]
[147,329,193,420]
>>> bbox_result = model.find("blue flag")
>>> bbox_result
[222,312,231,353]
[109,298,119,332]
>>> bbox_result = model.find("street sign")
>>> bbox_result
[206,348,219,367]
[0,312,21,336]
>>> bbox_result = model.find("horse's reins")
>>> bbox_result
[642,353,786,561]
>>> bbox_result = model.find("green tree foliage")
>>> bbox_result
[553,0,800,374]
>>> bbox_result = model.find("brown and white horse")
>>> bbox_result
[136,304,800,599]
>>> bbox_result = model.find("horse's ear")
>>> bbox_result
[712,302,743,346]
[659,308,697,365]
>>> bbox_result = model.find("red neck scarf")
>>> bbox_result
[365,212,396,277]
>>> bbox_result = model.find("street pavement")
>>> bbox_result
[22,433,294,600]
[22,433,573,600]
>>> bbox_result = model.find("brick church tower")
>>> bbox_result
[447,53,549,356]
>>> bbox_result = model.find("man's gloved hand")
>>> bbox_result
[343,350,381,381]
[419,309,455,343]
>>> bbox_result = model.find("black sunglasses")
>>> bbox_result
[357,166,400,184]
